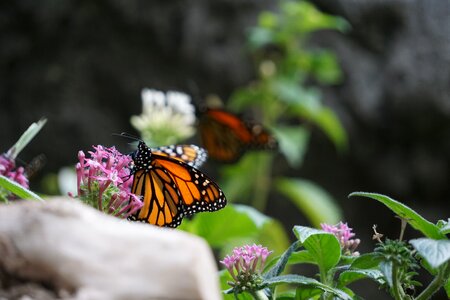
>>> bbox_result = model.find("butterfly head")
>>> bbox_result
[132,141,153,170]
[251,124,278,150]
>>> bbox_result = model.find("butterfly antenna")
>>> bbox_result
[112,132,142,143]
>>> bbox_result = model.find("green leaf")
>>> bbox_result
[179,203,289,261]
[264,241,301,279]
[219,270,234,298]
[276,290,296,300]
[410,238,450,269]
[419,254,438,276]
[259,11,278,29]
[280,85,347,152]
[248,27,275,49]
[338,269,385,287]
[232,204,291,258]
[379,261,393,288]
[276,178,342,227]
[295,286,323,300]
[228,85,271,111]
[350,253,382,269]
[0,175,44,202]
[257,217,291,258]
[445,277,450,298]
[349,192,445,239]
[272,79,321,108]
[271,125,309,168]
[264,275,352,300]
[310,107,348,152]
[340,287,359,299]
[283,1,350,34]
[178,204,259,248]
[6,118,47,159]
[265,274,319,286]
[308,50,343,84]
[288,250,316,265]
[340,255,358,266]
[220,152,272,203]
[293,226,341,272]
[438,218,450,235]
[234,204,271,227]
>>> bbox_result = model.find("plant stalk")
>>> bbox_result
[415,262,450,300]
[391,265,405,300]
[252,153,274,212]
[320,270,334,300]
[250,289,269,300]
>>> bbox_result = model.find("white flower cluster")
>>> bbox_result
[131,89,196,146]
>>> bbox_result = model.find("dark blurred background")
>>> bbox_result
[1,0,449,298]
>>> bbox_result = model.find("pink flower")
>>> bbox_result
[75,145,142,219]
[321,222,360,256]
[0,154,30,202]
[220,244,273,292]
[0,154,29,189]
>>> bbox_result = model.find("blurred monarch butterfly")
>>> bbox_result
[129,141,226,227]
[198,108,278,163]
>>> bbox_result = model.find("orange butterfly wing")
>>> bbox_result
[199,108,277,163]
[130,142,226,227]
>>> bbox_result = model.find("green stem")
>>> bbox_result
[415,262,450,300]
[318,268,332,300]
[322,289,333,300]
[251,153,274,212]
[391,265,405,300]
[319,268,328,285]
[0,193,9,204]
[250,289,269,300]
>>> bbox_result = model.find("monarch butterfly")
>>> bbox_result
[198,108,278,163]
[129,141,226,227]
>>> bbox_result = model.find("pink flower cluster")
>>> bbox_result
[221,244,273,288]
[321,222,360,256]
[76,145,142,218]
[0,154,29,189]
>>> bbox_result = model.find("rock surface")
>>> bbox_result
[0,198,222,300]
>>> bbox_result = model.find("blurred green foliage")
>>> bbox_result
[276,178,342,228]
[220,0,349,225]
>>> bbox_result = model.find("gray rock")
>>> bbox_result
[0,199,222,300]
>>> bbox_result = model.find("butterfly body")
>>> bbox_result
[130,142,226,227]
[198,108,277,163]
